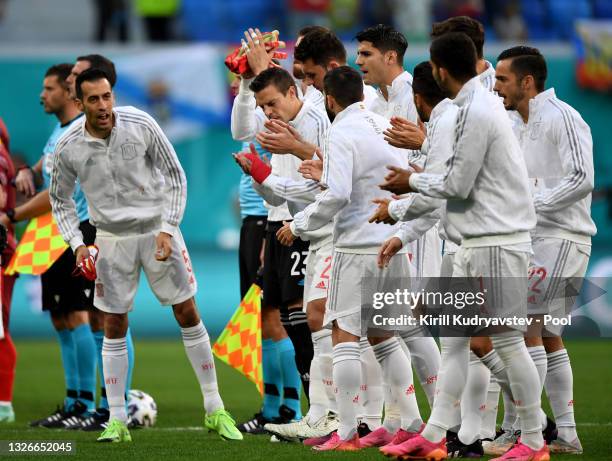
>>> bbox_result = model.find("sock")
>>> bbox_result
[0,335,17,402]
[57,329,79,410]
[93,330,108,409]
[373,337,422,433]
[287,310,314,399]
[527,345,549,430]
[360,337,383,430]
[481,378,500,439]
[545,349,578,442]
[480,348,517,431]
[262,339,282,420]
[307,330,331,423]
[277,337,302,419]
[458,352,490,444]
[333,342,361,440]
[400,333,441,407]
[492,335,543,451]
[125,328,135,394]
[102,337,128,422]
[315,330,336,412]
[422,337,470,443]
[72,323,97,412]
[181,321,224,414]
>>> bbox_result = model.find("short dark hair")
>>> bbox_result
[431,16,485,59]
[76,54,117,87]
[45,64,73,89]
[75,68,111,100]
[294,29,346,67]
[297,25,328,38]
[430,32,477,82]
[355,24,408,62]
[249,67,297,95]
[497,46,547,92]
[323,66,363,108]
[412,61,447,107]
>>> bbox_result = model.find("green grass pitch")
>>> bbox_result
[1,339,610,460]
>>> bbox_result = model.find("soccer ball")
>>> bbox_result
[127,389,157,427]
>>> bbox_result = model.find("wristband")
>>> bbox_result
[244,153,272,184]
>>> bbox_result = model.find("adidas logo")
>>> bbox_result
[315,281,326,289]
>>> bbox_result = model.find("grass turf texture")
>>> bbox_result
[1,339,611,460]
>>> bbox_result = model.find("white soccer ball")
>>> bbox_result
[127,389,157,427]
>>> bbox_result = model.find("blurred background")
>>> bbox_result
[0,0,611,339]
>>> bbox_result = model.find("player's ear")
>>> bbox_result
[328,60,340,70]
[75,98,84,112]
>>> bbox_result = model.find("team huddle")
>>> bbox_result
[229,16,593,461]
[2,13,593,461]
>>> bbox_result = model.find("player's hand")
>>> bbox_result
[257,120,304,155]
[384,117,426,150]
[15,167,36,197]
[75,245,91,267]
[379,165,414,194]
[368,198,396,225]
[242,28,279,78]
[377,237,403,268]
[298,148,323,182]
[0,213,10,230]
[276,221,296,247]
[233,152,253,174]
[155,232,173,261]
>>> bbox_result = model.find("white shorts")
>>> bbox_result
[93,228,197,313]
[440,252,455,278]
[527,237,590,322]
[325,250,411,337]
[303,240,333,305]
[406,225,442,279]
[453,245,530,332]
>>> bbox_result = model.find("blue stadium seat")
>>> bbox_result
[546,0,593,40]
[181,0,283,42]
[594,0,612,18]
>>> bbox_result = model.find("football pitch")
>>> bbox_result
[1,339,611,460]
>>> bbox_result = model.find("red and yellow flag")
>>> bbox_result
[5,212,68,275]
[213,283,263,395]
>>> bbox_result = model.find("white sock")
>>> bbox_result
[458,352,490,444]
[333,342,361,440]
[492,335,543,451]
[527,346,549,430]
[480,378,500,439]
[400,334,440,408]
[102,337,128,423]
[307,331,329,423]
[480,349,516,431]
[545,349,578,442]
[181,321,224,414]
[422,337,469,443]
[373,337,422,432]
[360,337,383,430]
[316,330,336,413]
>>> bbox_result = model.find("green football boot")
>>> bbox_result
[204,409,243,441]
[96,418,132,443]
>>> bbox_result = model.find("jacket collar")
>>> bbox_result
[528,88,556,118]
[377,70,413,101]
[333,101,367,125]
[454,75,482,106]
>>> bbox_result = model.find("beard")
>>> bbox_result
[325,100,335,123]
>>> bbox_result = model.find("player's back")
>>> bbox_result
[445,77,536,240]
[326,102,407,252]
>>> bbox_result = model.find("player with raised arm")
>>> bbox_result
[49,69,242,443]
[379,33,549,461]
[495,46,595,455]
